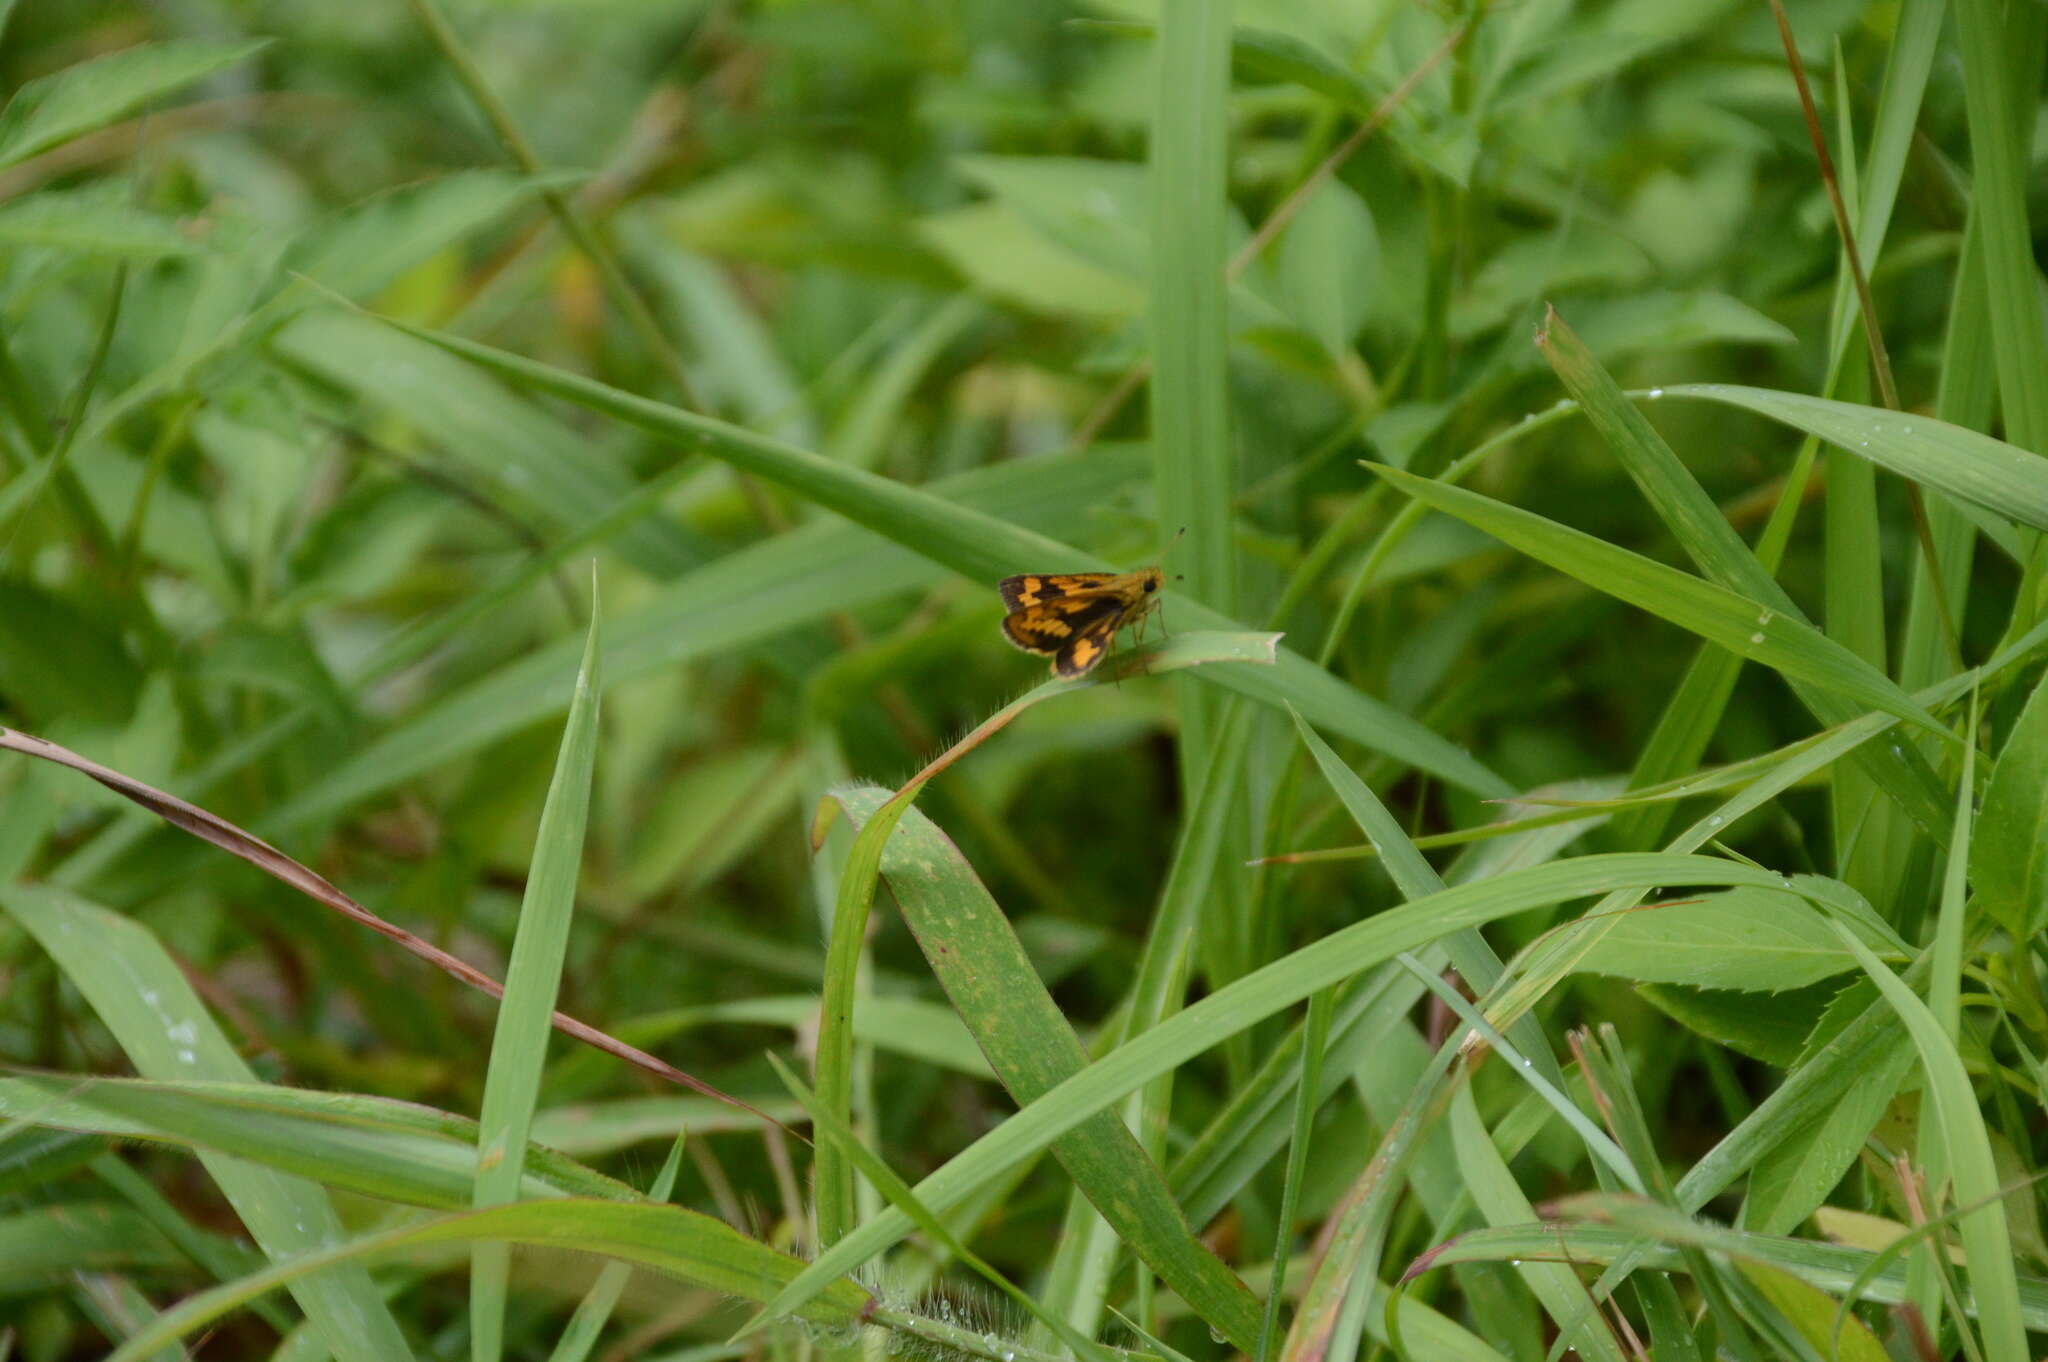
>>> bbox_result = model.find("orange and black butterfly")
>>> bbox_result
[996,566,1168,679]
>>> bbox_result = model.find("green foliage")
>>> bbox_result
[1,1,2045,1360]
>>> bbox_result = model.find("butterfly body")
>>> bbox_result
[997,568,1165,678]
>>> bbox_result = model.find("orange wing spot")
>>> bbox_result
[1015,577,1044,606]
[1061,637,1102,675]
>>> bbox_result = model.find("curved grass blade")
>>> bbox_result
[100,1196,1149,1362]
[1662,385,2048,532]
[1829,924,2026,1362]
[831,782,1263,1353]
[745,854,1853,1333]
[810,629,1274,1351]
[370,312,1511,798]
[1369,464,1945,739]
[1408,1219,2048,1329]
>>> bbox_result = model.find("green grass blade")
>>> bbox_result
[0,887,416,1362]
[745,854,1849,1331]
[0,38,269,168]
[1969,666,2048,943]
[832,786,1262,1353]
[1537,315,1951,843]
[1150,0,1238,790]
[372,314,1512,797]
[544,1132,687,1362]
[768,1053,1114,1362]
[1370,464,1945,738]
[102,1199,879,1362]
[1821,926,2024,1362]
[0,1074,638,1207]
[1663,385,2048,533]
[1952,0,2048,459]
[1412,1218,2048,1328]
[471,587,603,1362]
[268,448,1148,830]
[1257,986,1330,1362]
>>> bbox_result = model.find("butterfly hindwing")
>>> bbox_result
[1001,594,1127,675]
[1053,602,1126,678]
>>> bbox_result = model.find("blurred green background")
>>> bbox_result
[2,0,2045,1359]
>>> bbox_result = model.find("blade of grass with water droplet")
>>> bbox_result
[0,885,415,1362]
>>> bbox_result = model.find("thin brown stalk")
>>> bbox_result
[0,725,797,1137]
[1768,0,1961,664]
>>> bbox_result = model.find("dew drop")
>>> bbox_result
[1749,631,1765,644]
[1707,815,1723,827]
[1646,387,1664,399]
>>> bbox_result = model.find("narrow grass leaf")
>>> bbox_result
[0,1074,637,1208]
[0,39,269,168]
[748,854,1846,1331]
[831,786,1263,1352]
[1972,668,2048,940]
[0,887,415,1362]
[1952,0,2048,456]
[1411,1219,2048,1329]
[1663,385,2048,532]
[544,1132,687,1362]
[768,1054,1114,1362]
[1370,464,1944,737]
[1533,319,1954,846]
[1828,925,2027,1362]
[0,189,200,257]
[102,1200,877,1362]
[375,315,1512,797]
[269,448,1147,829]
[471,589,603,1362]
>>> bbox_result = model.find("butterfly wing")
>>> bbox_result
[1001,594,1128,676]
[1052,600,1127,677]
[997,572,1123,612]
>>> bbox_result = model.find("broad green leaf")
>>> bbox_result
[471,595,602,1362]
[0,886,416,1362]
[1571,888,1870,992]
[0,39,268,169]
[1971,666,2048,939]
[1273,178,1378,358]
[809,627,1277,1258]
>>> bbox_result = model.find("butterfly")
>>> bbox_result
[996,566,1168,679]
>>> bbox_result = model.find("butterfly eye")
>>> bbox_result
[1143,579,1156,592]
